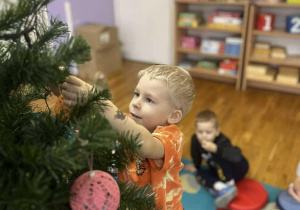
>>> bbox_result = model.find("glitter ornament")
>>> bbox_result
[70,170,120,210]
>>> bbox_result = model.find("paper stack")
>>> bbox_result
[270,47,287,59]
[253,42,270,58]
[276,66,299,84]
[246,64,276,81]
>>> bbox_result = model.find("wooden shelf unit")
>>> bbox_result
[242,2,300,94]
[174,0,250,89]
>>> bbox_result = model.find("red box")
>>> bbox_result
[256,13,275,31]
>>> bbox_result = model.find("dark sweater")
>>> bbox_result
[191,133,243,170]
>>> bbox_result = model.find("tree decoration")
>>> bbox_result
[70,170,120,210]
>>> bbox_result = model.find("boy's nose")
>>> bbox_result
[132,99,141,109]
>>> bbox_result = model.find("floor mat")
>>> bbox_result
[180,158,283,210]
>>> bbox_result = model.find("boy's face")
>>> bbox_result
[195,121,220,144]
[129,74,175,132]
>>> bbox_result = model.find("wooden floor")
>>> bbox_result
[106,60,300,190]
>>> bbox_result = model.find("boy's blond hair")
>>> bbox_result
[195,109,219,128]
[138,65,195,117]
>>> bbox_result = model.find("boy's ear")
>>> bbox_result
[168,110,183,124]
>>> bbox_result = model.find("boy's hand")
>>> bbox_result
[201,141,217,153]
[184,164,197,173]
[289,176,300,203]
[288,184,300,203]
[60,76,93,106]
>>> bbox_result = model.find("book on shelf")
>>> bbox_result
[178,60,197,70]
[218,68,237,76]
[207,11,243,30]
[254,42,271,50]
[278,66,299,76]
[201,39,225,54]
[247,64,269,75]
[270,47,287,59]
[252,42,271,57]
[247,69,276,82]
[178,12,203,28]
[276,75,299,84]
[275,66,299,84]
[197,60,218,69]
[252,49,270,58]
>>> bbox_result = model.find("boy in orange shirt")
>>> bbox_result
[60,65,195,209]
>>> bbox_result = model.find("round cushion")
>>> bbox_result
[218,178,268,210]
[276,190,300,210]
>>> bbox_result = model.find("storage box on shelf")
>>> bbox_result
[242,2,300,94]
[174,0,250,90]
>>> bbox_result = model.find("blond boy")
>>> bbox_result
[61,65,195,209]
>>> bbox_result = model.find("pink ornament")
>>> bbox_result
[70,170,120,210]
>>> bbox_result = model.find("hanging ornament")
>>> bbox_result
[70,170,120,210]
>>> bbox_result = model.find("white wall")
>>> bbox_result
[113,0,174,65]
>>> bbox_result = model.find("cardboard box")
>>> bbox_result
[76,24,119,50]
[76,24,122,80]
[77,45,122,80]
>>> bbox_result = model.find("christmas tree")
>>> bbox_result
[0,0,155,209]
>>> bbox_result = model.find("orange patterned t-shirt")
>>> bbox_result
[118,125,184,210]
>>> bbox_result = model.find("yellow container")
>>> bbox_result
[287,0,300,4]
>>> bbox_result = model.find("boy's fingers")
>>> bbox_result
[63,99,75,107]
[60,82,80,93]
[62,90,76,100]
[66,75,85,86]
[288,187,300,202]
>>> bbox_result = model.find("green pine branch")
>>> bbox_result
[118,181,157,210]
[0,0,157,209]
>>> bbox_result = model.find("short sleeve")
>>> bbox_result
[150,125,184,171]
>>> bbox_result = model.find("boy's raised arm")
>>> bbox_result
[61,76,165,160]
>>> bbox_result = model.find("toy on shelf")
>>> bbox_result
[181,36,201,49]
[270,47,287,59]
[178,12,203,28]
[207,11,243,30]
[276,66,299,84]
[252,42,271,58]
[256,13,275,31]
[225,37,242,56]
[246,64,276,82]
[201,39,225,54]
[218,59,238,76]
[286,15,300,34]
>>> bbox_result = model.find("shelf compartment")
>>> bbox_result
[177,48,240,59]
[176,0,247,6]
[252,29,300,39]
[254,2,300,8]
[249,55,300,67]
[187,67,237,83]
[246,79,300,95]
[178,25,243,34]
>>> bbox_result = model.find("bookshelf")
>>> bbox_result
[242,2,300,94]
[174,0,250,90]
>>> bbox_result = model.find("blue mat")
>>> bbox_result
[180,158,283,210]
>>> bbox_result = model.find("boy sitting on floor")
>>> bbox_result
[185,109,249,208]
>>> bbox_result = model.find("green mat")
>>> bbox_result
[180,158,283,210]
